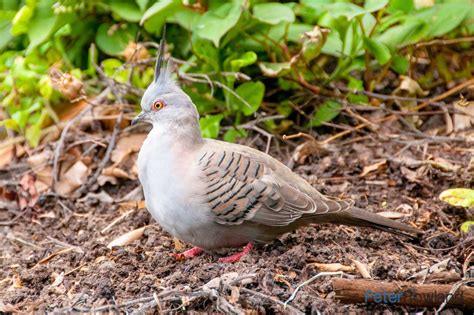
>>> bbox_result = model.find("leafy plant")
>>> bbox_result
[439,188,474,234]
[0,0,472,146]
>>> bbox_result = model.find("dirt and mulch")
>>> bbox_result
[1,110,474,313]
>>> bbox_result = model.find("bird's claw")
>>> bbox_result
[171,246,204,261]
[218,243,253,263]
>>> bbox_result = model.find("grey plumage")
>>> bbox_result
[133,35,422,252]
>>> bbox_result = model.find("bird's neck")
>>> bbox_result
[150,117,203,149]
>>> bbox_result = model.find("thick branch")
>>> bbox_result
[332,278,474,309]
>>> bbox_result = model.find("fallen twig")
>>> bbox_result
[415,36,474,48]
[52,104,92,188]
[52,88,110,190]
[241,287,304,315]
[332,278,474,309]
[284,271,344,307]
[75,112,123,196]
[101,209,135,234]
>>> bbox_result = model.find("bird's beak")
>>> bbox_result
[131,111,146,126]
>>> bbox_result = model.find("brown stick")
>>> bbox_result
[332,278,474,309]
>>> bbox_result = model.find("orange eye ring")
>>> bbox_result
[152,100,165,111]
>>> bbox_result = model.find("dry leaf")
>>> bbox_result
[119,200,146,210]
[12,274,23,289]
[102,166,133,179]
[351,259,371,279]
[51,272,64,287]
[310,262,355,273]
[376,211,408,219]
[58,99,89,122]
[97,174,118,186]
[79,191,114,204]
[122,42,150,62]
[174,239,185,251]
[37,247,83,265]
[0,145,14,169]
[396,76,428,97]
[111,134,147,164]
[107,227,146,248]
[427,270,461,283]
[0,301,20,313]
[94,256,107,263]
[49,67,84,100]
[18,173,38,209]
[27,150,54,191]
[393,76,428,126]
[453,99,474,131]
[229,286,240,304]
[409,258,450,282]
[427,157,460,172]
[38,211,56,219]
[203,272,240,291]
[55,161,89,196]
[360,160,386,177]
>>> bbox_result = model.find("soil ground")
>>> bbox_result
[1,130,473,314]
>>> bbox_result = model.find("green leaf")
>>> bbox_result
[192,37,219,71]
[184,87,219,113]
[364,0,388,12]
[0,16,14,50]
[140,0,179,25]
[387,0,414,14]
[258,62,291,77]
[439,188,474,208]
[172,9,201,31]
[11,110,29,130]
[26,123,42,147]
[230,51,257,72]
[110,0,142,22]
[391,54,409,74]
[267,23,313,43]
[10,5,33,36]
[310,100,341,127]
[136,0,149,11]
[377,20,429,48]
[27,0,65,51]
[200,114,224,139]
[321,30,343,56]
[95,23,136,56]
[347,77,368,104]
[101,58,130,83]
[235,81,265,116]
[195,2,242,47]
[2,118,18,131]
[416,3,468,38]
[460,221,474,234]
[253,3,295,25]
[223,128,247,142]
[363,37,391,65]
[39,76,52,99]
[325,3,366,20]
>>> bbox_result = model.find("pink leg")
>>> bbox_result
[172,246,204,261]
[218,243,253,263]
[183,246,204,257]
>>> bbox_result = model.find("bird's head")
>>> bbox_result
[131,31,199,126]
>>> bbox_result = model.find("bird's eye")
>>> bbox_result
[152,100,165,111]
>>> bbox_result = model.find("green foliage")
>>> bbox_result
[309,100,341,127]
[439,188,474,208]
[0,0,472,146]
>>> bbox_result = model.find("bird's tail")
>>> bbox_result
[317,207,422,238]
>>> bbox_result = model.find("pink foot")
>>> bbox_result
[172,246,204,261]
[218,243,253,263]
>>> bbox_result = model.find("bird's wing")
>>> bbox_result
[197,149,351,226]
